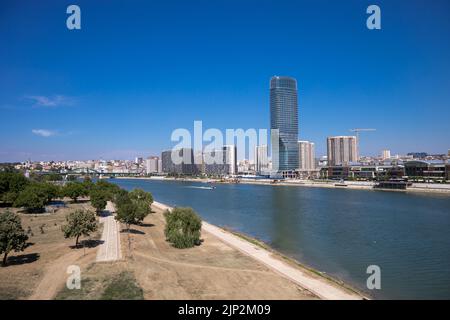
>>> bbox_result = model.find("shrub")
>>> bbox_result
[164,207,202,249]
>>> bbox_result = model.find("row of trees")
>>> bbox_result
[0,172,107,212]
[1,173,202,266]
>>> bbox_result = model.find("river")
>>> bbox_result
[109,178,450,299]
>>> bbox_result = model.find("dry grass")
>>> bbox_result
[2,199,319,300]
[56,262,143,300]
[121,205,317,300]
[0,199,102,300]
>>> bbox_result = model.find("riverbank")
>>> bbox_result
[115,176,450,195]
[153,201,366,300]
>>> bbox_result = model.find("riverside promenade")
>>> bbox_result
[96,201,122,262]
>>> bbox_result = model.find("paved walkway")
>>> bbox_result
[153,201,363,300]
[96,201,122,262]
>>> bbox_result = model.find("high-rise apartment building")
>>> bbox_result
[270,76,299,172]
[161,148,197,175]
[255,145,269,173]
[145,156,159,174]
[298,141,315,170]
[382,150,391,160]
[204,145,237,176]
[327,136,357,166]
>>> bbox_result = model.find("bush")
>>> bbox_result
[164,207,202,249]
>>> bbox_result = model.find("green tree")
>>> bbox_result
[39,182,61,203]
[0,172,30,204]
[164,207,202,249]
[63,182,87,202]
[129,189,153,223]
[82,177,95,193]
[66,175,77,181]
[114,189,130,205]
[7,172,30,194]
[13,185,47,213]
[42,173,63,182]
[115,202,137,231]
[0,210,29,266]
[96,180,121,200]
[61,209,98,247]
[114,189,153,229]
[90,188,108,214]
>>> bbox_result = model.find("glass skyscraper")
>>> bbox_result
[270,76,299,172]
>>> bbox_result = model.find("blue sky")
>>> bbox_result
[1,0,449,161]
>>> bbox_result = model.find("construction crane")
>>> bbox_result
[349,128,376,160]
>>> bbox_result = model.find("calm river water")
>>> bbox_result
[110,178,450,299]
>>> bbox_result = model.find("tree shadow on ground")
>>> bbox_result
[120,229,145,235]
[98,211,112,217]
[139,223,155,228]
[18,208,46,214]
[69,239,104,249]
[3,253,40,267]
[0,203,13,208]
[69,199,90,204]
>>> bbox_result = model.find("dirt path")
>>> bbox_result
[132,250,274,275]
[153,201,363,300]
[96,202,122,262]
[28,247,96,300]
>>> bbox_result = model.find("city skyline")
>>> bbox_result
[1,0,450,162]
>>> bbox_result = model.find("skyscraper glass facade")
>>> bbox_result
[270,76,299,171]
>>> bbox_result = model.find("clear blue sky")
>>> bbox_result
[1,0,449,161]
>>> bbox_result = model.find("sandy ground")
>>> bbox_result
[96,202,121,262]
[122,205,318,300]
